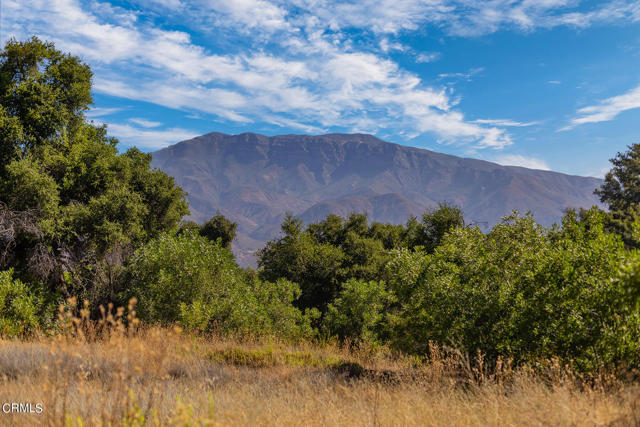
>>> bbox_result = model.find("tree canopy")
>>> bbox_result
[258,205,465,313]
[595,143,640,247]
[0,37,188,304]
[199,214,237,249]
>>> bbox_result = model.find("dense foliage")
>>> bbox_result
[596,143,640,248]
[258,205,462,312]
[127,232,314,339]
[323,279,394,344]
[199,214,237,249]
[4,38,640,373]
[0,269,46,338]
[253,196,640,370]
[0,38,188,305]
[180,214,238,249]
[386,209,640,369]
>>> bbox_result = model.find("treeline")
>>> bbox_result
[2,38,640,372]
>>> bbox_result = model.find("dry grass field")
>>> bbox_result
[0,308,639,427]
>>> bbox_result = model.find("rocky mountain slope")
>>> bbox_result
[151,132,602,266]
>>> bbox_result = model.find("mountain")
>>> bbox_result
[151,132,603,266]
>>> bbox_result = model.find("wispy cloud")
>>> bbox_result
[86,107,125,118]
[129,118,163,128]
[473,119,541,127]
[102,122,200,149]
[3,0,516,150]
[6,0,637,151]
[492,154,551,170]
[199,0,289,31]
[286,0,640,37]
[563,83,640,129]
[380,37,408,53]
[415,52,441,63]
[439,67,485,81]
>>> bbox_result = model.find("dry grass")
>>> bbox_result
[0,304,638,426]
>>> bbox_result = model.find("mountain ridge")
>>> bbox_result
[151,131,603,266]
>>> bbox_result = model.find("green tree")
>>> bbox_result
[595,143,640,247]
[408,202,466,252]
[0,38,189,305]
[0,37,91,169]
[258,214,344,312]
[258,206,464,314]
[199,214,237,249]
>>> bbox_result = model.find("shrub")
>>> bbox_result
[0,269,43,338]
[323,279,394,344]
[386,210,640,370]
[128,232,314,339]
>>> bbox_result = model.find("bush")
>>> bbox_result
[323,279,394,344]
[128,232,314,339]
[386,210,640,370]
[0,269,43,338]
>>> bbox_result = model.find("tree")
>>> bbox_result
[595,143,640,247]
[258,213,344,312]
[0,38,189,305]
[258,206,465,314]
[408,202,465,252]
[0,37,91,169]
[199,214,237,249]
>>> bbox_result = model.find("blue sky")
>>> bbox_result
[3,0,640,177]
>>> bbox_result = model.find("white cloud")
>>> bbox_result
[20,0,631,150]
[415,52,441,63]
[473,119,541,127]
[12,0,637,153]
[93,78,254,123]
[380,37,408,53]
[294,0,452,35]
[547,80,562,84]
[103,123,200,149]
[2,0,516,150]
[129,118,163,128]
[291,0,640,37]
[138,0,183,9]
[439,67,485,81]
[86,107,124,118]
[202,0,289,31]
[3,0,637,156]
[564,84,640,129]
[493,154,551,170]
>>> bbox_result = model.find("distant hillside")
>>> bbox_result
[151,132,602,266]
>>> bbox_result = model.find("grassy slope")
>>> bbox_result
[0,327,638,426]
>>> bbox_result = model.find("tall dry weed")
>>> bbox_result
[0,302,638,426]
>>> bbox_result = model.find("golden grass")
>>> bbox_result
[0,304,638,426]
